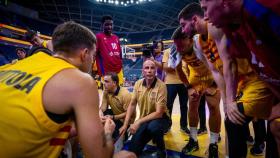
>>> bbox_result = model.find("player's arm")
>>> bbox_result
[72,73,114,158]
[218,35,237,105]
[193,36,226,104]
[204,54,227,106]
[209,26,237,105]
[176,61,190,85]
[119,85,138,135]
[43,69,115,158]
[209,26,245,124]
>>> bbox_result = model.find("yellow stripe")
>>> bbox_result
[125,40,173,48]
[0,36,32,46]
[0,23,52,40]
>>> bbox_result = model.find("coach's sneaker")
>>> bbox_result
[181,138,199,155]
[197,127,207,135]
[250,143,265,156]
[208,143,219,158]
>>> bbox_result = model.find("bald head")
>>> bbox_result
[143,59,155,68]
[142,59,156,80]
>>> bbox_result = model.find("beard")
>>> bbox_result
[187,24,196,38]
[185,46,193,55]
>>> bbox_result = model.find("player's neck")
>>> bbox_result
[104,32,112,36]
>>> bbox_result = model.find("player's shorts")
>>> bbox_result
[188,73,214,93]
[237,75,274,119]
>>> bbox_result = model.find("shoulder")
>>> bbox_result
[136,78,144,85]
[46,68,97,97]
[156,79,166,89]
[43,68,97,114]
[133,79,144,89]
[119,87,131,99]
[120,87,130,94]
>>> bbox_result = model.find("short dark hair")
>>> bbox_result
[16,48,26,53]
[178,2,204,20]
[102,15,113,23]
[171,27,188,40]
[153,40,164,51]
[52,21,96,53]
[105,72,119,85]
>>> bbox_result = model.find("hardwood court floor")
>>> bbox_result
[159,96,264,158]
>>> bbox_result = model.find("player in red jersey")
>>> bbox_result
[96,15,124,85]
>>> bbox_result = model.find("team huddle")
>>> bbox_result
[0,0,279,158]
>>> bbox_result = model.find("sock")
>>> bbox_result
[190,127,198,141]
[210,131,219,144]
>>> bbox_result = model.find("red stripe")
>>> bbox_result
[59,125,72,132]
[49,138,67,146]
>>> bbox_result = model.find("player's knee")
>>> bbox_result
[208,104,219,114]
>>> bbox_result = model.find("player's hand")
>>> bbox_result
[119,125,128,136]
[100,116,107,124]
[104,118,115,135]
[129,121,140,134]
[226,101,246,125]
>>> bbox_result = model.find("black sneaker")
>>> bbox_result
[208,143,219,158]
[197,128,207,135]
[180,126,190,135]
[181,138,199,155]
[250,143,265,156]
